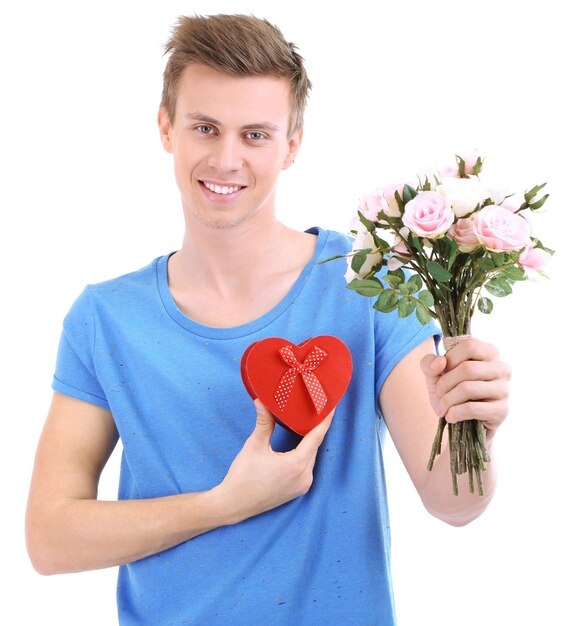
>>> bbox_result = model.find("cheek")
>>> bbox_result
[172,153,196,192]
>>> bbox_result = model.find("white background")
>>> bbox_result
[1,0,566,624]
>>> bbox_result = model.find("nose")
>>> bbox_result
[207,135,244,172]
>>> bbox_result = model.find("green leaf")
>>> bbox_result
[529,193,549,210]
[471,156,484,176]
[357,210,376,233]
[372,232,390,249]
[539,245,555,256]
[383,273,402,288]
[402,184,418,204]
[531,238,555,255]
[426,260,453,283]
[502,266,527,281]
[351,249,371,274]
[485,277,513,297]
[444,237,460,270]
[398,282,413,296]
[416,302,433,325]
[346,279,384,297]
[394,190,405,213]
[457,156,466,177]
[397,297,416,318]
[418,290,435,307]
[407,233,424,255]
[490,252,506,267]
[408,274,423,293]
[479,256,495,272]
[369,261,385,274]
[477,297,494,314]
[524,182,547,202]
[374,289,399,313]
[422,176,432,191]
[390,268,406,283]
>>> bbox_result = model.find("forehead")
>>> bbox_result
[175,64,291,127]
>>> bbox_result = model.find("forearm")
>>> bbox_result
[27,488,228,575]
[418,434,497,525]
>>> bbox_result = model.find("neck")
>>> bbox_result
[171,212,301,296]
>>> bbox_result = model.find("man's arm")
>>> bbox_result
[379,337,510,525]
[26,393,333,575]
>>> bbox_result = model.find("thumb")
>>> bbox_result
[252,399,275,442]
[420,353,446,380]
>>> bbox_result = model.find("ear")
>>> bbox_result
[282,128,303,170]
[158,107,173,153]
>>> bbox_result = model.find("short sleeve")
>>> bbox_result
[52,288,110,410]
[374,288,441,409]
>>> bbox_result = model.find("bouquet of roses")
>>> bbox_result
[328,153,553,495]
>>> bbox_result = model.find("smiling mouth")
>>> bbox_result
[200,181,246,195]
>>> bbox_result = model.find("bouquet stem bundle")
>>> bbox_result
[427,335,490,496]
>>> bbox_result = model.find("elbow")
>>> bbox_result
[429,510,481,527]
[26,538,60,576]
[26,513,68,576]
[422,495,491,527]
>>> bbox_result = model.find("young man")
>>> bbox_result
[26,14,510,625]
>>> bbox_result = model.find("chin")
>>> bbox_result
[190,207,260,231]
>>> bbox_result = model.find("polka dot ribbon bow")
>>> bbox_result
[275,344,328,414]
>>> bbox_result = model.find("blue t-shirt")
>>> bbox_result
[53,227,439,625]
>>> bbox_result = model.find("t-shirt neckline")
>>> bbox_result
[156,226,328,340]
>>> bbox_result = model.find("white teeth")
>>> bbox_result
[203,182,241,195]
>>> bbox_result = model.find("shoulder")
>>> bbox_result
[63,253,171,325]
[86,254,168,296]
[309,226,354,257]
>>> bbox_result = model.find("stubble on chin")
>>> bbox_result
[187,204,263,231]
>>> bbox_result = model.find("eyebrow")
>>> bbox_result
[183,111,282,133]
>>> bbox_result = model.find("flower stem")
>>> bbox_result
[427,417,447,471]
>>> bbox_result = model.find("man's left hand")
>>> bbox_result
[420,338,511,437]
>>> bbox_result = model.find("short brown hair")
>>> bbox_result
[160,14,312,136]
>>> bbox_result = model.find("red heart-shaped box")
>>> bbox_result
[241,336,352,435]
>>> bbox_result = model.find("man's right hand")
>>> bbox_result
[26,393,333,574]
[214,399,334,525]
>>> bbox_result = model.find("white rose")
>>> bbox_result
[344,230,382,282]
[477,173,512,205]
[436,176,491,218]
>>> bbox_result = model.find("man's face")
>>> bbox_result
[158,64,301,230]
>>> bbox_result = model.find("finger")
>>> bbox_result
[443,338,499,371]
[294,408,335,460]
[440,379,510,416]
[445,399,509,431]
[436,359,511,397]
[250,399,275,444]
[420,354,447,390]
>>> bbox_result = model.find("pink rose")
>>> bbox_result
[448,217,480,252]
[473,205,531,252]
[402,191,454,238]
[359,190,388,221]
[382,183,406,218]
[439,151,480,178]
[500,198,520,212]
[519,244,551,271]
[456,151,480,174]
